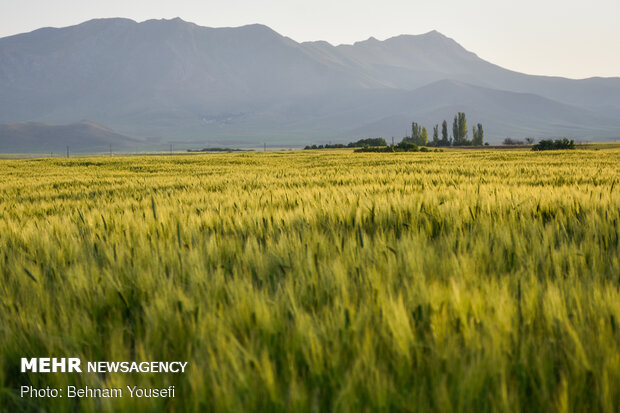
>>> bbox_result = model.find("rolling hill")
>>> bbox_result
[0,121,144,153]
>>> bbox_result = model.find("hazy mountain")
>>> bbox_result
[343,80,620,140]
[0,121,144,153]
[1,17,619,149]
[313,32,620,115]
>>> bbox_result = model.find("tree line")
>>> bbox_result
[304,112,484,150]
[405,112,484,147]
[304,138,387,150]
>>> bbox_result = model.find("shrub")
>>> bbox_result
[348,138,388,148]
[503,138,524,145]
[532,138,575,151]
[396,141,419,151]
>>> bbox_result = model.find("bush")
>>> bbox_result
[396,141,419,151]
[353,141,426,153]
[354,145,391,153]
[348,138,388,148]
[304,139,383,150]
[503,138,524,145]
[532,138,575,151]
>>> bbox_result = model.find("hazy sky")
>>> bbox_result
[1,0,618,79]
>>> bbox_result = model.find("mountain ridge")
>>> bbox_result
[1,18,619,151]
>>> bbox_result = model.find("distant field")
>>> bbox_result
[1,149,619,412]
[576,142,620,150]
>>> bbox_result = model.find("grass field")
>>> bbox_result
[0,149,619,412]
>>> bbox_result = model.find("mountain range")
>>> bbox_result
[1,17,619,152]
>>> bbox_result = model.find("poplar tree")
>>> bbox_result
[452,116,459,145]
[476,123,484,145]
[421,127,428,145]
[457,112,468,145]
[441,120,449,146]
[471,123,484,146]
[410,122,420,144]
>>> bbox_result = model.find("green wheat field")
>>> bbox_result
[1,148,619,412]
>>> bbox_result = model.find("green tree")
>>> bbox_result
[452,112,471,145]
[472,123,484,146]
[441,120,450,146]
[458,112,469,145]
[421,127,428,145]
[452,116,459,145]
[406,122,429,146]
[432,124,440,146]
[412,122,420,143]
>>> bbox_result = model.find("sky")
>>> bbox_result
[1,0,619,79]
